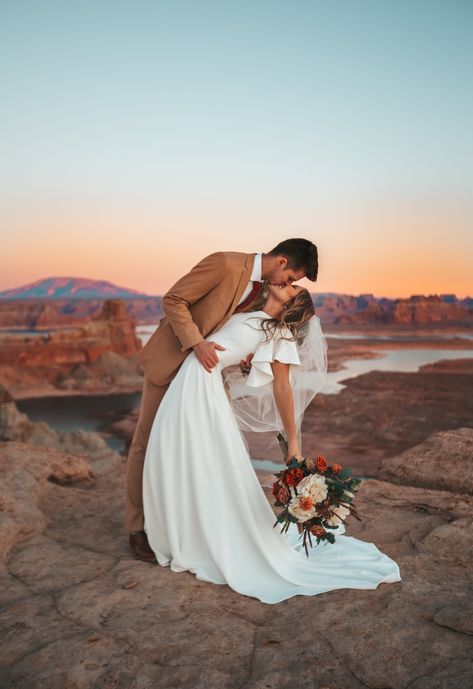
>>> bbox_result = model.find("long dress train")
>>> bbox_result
[142,311,401,604]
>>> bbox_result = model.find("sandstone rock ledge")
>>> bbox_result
[379,427,473,495]
[0,431,473,689]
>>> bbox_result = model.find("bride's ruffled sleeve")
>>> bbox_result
[245,328,301,388]
[226,316,327,434]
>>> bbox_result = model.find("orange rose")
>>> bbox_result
[310,525,326,537]
[332,463,342,474]
[299,496,314,511]
[316,455,328,472]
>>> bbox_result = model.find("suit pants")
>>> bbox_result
[124,375,170,532]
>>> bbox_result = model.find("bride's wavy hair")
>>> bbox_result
[243,285,315,343]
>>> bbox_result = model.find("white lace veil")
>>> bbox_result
[222,314,328,446]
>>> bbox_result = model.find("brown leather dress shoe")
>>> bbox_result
[129,530,157,563]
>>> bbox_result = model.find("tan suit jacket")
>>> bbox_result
[139,251,257,386]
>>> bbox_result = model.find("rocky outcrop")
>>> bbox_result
[378,427,473,494]
[94,299,141,357]
[314,293,473,326]
[0,385,120,473]
[59,350,143,393]
[0,443,95,564]
[0,301,85,328]
[315,293,379,324]
[0,299,141,368]
[0,387,16,440]
[0,300,144,397]
[0,296,163,328]
[391,294,469,325]
[0,353,143,399]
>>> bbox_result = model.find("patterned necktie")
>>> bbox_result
[234,281,264,313]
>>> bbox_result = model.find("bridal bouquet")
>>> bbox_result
[272,433,363,556]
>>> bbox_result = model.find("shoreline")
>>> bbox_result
[10,383,144,401]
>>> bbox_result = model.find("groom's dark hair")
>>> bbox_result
[268,238,319,282]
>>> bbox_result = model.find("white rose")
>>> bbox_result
[325,504,350,527]
[297,474,328,504]
[288,496,317,522]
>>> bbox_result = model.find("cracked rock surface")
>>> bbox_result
[1,431,473,689]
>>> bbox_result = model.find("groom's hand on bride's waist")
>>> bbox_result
[193,341,226,373]
[239,353,254,376]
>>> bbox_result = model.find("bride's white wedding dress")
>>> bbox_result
[143,311,401,604]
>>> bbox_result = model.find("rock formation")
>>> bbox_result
[0,299,141,368]
[0,300,144,397]
[94,299,142,357]
[378,427,473,494]
[0,443,95,564]
[0,385,120,473]
[391,294,469,325]
[314,293,473,326]
[0,297,163,328]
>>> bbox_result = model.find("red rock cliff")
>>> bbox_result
[391,295,467,325]
[0,299,141,369]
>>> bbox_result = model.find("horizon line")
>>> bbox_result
[0,275,470,303]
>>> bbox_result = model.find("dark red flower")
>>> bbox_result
[283,468,304,487]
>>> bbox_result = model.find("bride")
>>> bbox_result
[142,283,401,604]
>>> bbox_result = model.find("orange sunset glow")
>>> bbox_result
[3,197,472,299]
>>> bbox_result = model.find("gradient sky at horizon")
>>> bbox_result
[1,0,472,298]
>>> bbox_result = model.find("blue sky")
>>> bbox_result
[1,1,472,296]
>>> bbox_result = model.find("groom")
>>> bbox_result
[126,238,319,561]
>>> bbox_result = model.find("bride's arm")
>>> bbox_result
[271,360,302,463]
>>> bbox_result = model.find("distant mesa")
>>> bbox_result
[0,277,152,300]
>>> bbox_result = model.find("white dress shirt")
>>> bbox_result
[236,252,263,305]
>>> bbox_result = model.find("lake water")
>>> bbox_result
[323,347,473,394]
[136,325,159,344]
[17,392,142,454]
